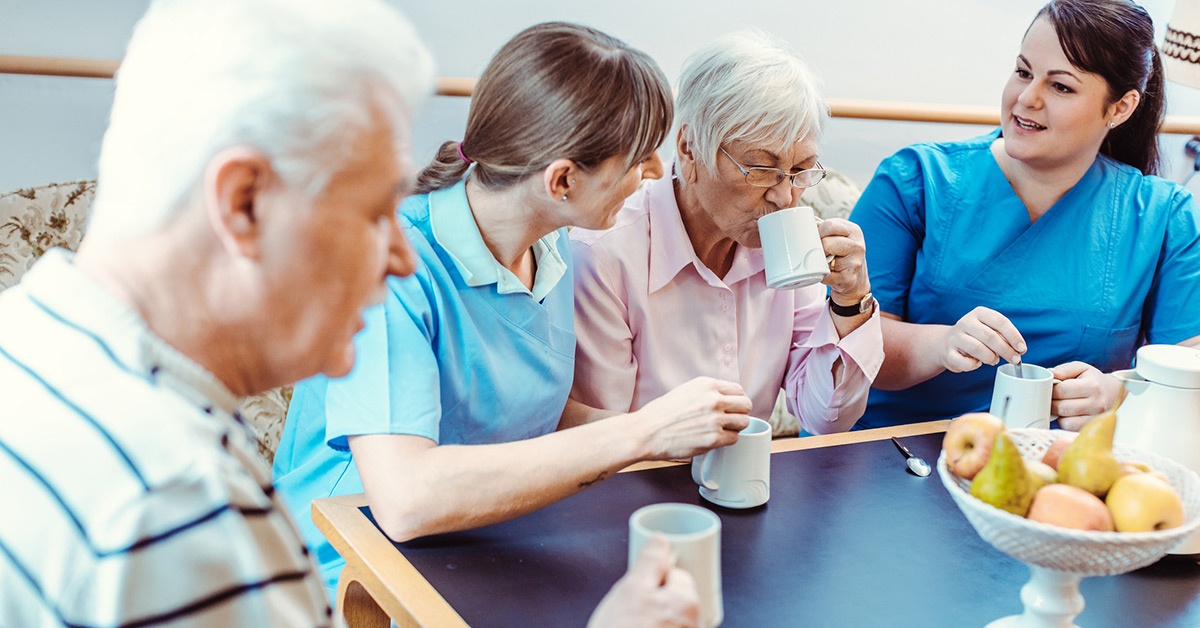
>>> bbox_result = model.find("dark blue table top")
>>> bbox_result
[364,432,1200,627]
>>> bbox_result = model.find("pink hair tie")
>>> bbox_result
[456,142,473,164]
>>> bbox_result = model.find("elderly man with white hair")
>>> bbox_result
[0,0,700,626]
[569,30,884,435]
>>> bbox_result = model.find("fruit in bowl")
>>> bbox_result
[1056,402,1120,498]
[1026,483,1114,532]
[969,429,1037,516]
[1106,472,1185,533]
[942,412,1003,480]
[1040,434,1073,471]
[941,394,1188,534]
[937,428,1200,628]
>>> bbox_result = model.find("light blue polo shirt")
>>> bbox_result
[273,179,576,592]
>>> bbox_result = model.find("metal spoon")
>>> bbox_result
[891,436,932,477]
[1012,355,1025,380]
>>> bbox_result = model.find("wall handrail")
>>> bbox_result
[2,54,1198,134]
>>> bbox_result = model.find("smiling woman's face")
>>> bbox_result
[682,136,819,249]
[999,17,1120,170]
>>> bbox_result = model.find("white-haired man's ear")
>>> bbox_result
[204,147,272,259]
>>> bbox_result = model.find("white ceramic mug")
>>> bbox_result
[691,417,771,509]
[628,503,722,628]
[758,206,829,290]
[990,363,1053,429]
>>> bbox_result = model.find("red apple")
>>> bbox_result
[1041,435,1075,471]
[943,413,1004,480]
[1027,484,1114,532]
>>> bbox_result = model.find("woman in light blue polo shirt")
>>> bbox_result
[851,0,1200,430]
[273,21,753,595]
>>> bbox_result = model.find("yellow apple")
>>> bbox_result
[1105,473,1185,532]
[943,413,1004,480]
[1027,483,1114,532]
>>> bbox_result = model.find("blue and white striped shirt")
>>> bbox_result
[0,250,330,627]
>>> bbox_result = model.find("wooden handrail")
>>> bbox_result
[3,53,1199,134]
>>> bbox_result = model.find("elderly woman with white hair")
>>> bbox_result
[568,30,884,435]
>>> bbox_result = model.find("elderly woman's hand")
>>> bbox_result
[818,217,870,306]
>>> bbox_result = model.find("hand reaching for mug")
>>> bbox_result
[631,377,751,461]
[588,535,701,628]
[937,307,1027,373]
[1050,361,1124,431]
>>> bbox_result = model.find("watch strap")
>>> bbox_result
[828,292,875,317]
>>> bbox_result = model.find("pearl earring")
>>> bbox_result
[562,195,568,202]
[1107,121,1116,128]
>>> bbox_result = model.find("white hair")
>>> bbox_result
[675,29,828,175]
[88,0,435,239]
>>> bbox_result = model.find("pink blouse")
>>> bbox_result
[569,177,884,435]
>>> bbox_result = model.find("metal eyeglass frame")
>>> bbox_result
[719,146,827,188]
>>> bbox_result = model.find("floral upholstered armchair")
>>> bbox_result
[0,181,292,464]
[0,181,94,290]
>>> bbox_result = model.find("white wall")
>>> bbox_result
[1,0,1197,193]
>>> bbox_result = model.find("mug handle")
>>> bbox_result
[691,450,720,490]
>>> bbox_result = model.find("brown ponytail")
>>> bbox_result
[415,141,472,195]
[414,21,673,195]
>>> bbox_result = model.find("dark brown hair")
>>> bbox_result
[1033,0,1164,175]
[415,21,673,194]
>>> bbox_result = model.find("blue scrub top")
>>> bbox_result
[851,130,1200,428]
[272,181,576,591]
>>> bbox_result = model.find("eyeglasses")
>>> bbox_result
[719,147,827,188]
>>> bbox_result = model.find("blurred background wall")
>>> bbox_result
[2,0,1197,193]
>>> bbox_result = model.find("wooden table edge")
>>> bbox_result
[313,419,951,626]
[623,419,951,472]
[312,494,469,628]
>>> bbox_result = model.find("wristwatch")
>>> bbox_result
[828,292,876,317]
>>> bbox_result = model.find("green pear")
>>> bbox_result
[970,430,1037,517]
[1057,389,1125,498]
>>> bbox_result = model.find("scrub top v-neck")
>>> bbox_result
[852,130,1200,427]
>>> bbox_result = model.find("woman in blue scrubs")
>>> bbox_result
[851,0,1200,430]
[273,21,753,596]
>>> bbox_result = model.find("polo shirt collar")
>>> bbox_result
[428,178,567,301]
[647,165,766,294]
[24,249,241,414]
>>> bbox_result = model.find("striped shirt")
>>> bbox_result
[0,250,330,627]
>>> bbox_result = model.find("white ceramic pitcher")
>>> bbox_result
[1113,344,1200,555]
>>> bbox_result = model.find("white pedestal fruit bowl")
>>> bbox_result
[938,428,1200,628]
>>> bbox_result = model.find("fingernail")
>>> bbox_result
[1018,343,1027,352]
